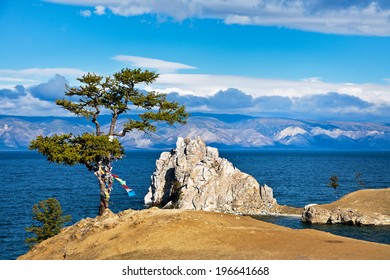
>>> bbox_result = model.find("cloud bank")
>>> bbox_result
[0,68,86,89]
[1,73,389,121]
[0,87,66,117]
[151,73,390,105]
[44,0,390,36]
[1,62,389,121]
[166,88,390,122]
[0,74,71,116]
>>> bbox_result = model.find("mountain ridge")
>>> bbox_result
[1,113,389,150]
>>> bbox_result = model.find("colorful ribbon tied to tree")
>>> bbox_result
[112,174,136,197]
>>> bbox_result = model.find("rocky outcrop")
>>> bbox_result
[302,189,390,226]
[144,137,278,215]
[302,205,390,225]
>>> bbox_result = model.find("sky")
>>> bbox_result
[1,0,390,122]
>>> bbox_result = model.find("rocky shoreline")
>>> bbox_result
[145,137,390,225]
[302,188,390,226]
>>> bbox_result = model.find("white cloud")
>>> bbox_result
[0,68,86,87]
[301,77,322,83]
[0,77,36,83]
[0,78,39,90]
[0,93,69,116]
[43,0,390,36]
[112,55,196,73]
[80,9,92,17]
[223,2,390,36]
[80,6,105,17]
[109,5,151,17]
[94,5,106,15]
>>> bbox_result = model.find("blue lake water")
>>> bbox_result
[0,150,389,259]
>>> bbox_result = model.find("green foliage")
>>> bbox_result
[30,68,188,168]
[328,175,340,190]
[25,198,71,248]
[29,133,124,166]
[328,175,340,199]
[55,68,188,137]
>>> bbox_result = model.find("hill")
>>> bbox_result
[18,206,390,260]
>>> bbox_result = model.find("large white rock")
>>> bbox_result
[144,137,278,215]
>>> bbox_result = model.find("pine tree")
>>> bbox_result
[25,198,71,248]
[328,175,340,199]
[29,68,188,215]
[355,172,366,189]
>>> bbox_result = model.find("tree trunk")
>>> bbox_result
[109,111,118,136]
[98,179,109,215]
[92,112,101,136]
[95,161,113,215]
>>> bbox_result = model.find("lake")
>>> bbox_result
[0,150,389,259]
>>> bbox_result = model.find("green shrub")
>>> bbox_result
[25,198,71,248]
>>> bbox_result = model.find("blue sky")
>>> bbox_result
[1,0,390,121]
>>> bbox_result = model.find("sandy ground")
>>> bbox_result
[19,205,390,260]
[320,188,390,215]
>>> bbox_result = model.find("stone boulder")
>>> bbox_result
[144,137,278,215]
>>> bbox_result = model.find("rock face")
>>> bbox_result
[144,137,277,215]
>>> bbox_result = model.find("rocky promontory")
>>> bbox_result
[144,137,279,215]
[302,188,390,225]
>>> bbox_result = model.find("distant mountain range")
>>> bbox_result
[1,113,389,150]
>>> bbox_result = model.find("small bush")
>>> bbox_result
[328,175,339,190]
[25,198,71,248]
